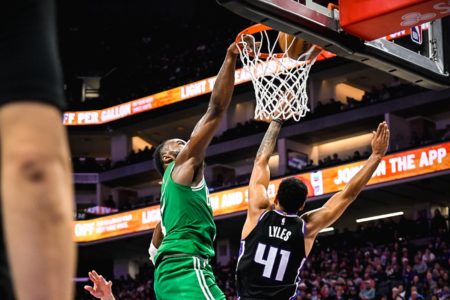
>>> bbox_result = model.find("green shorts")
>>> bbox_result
[154,256,225,300]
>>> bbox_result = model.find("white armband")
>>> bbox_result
[149,242,158,265]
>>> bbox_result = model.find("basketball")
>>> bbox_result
[278,32,315,59]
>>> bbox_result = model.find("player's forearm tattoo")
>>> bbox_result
[256,121,282,160]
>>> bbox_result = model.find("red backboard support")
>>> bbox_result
[217,0,450,90]
[340,0,450,40]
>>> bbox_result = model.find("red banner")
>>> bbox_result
[73,141,450,243]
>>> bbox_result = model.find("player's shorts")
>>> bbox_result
[154,256,226,300]
[0,0,65,110]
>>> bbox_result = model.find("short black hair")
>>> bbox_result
[277,177,308,213]
[154,141,167,177]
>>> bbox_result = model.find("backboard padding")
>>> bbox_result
[218,0,450,90]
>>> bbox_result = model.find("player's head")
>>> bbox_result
[275,177,308,213]
[154,138,187,176]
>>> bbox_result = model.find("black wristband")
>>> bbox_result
[273,118,284,124]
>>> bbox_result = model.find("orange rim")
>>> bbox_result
[235,24,283,59]
[235,24,327,60]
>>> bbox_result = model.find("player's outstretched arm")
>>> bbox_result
[173,43,239,183]
[304,122,390,247]
[242,120,283,238]
[84,270,116,300]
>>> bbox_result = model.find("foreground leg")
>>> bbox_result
[1,102,75,300]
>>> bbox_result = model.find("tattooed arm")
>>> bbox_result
[241,120,283,239]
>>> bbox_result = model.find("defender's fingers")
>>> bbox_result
[376,123,383,137]
[381,126,389,142]
[384,128,391,141]
[91,271,102,283]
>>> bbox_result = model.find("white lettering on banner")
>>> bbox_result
[94,214,132,234]
[333,160,387,185]
[63,113,76,125]
[101,104,132,122]
[74,223,95,237]
[210,196,220,210]
[207,77,216,90]
[235,68,252,84]
[334,165,363,185]
[401,2,450,27]
[221,191,243,208]
[267,184,276,199]
[419,148,447,167]
[434,1,450,14]
[389,154,416,173]
[131,97,154,113]
[77,112,99,124]
[180,81,207,99]
[142,209,161,224]
[373,160,387,177]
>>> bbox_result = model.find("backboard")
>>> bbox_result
[217,0,450,90]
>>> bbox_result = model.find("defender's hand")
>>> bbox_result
[84,270,113,299]
[371,121,390,157]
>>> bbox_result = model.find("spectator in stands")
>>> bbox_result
[431,209,448,234]
[360,280,376,300]
[413,256,428,275]
[423,248,437,264]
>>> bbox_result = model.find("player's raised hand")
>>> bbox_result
[371,121,390,157]
[239,34,262,56]
[84,270,115,300]
[227,42,240,56]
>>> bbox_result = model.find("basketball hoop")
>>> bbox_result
[235,24,319,122]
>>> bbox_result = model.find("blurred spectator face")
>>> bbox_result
[411,291,418,300]
[413,275,420,283]
[321,286,330,297]
[299,283,307,291]
[392,287,399,298]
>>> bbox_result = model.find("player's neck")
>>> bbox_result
[273,206,298,216]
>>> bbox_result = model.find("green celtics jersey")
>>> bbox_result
[155,162,216,264]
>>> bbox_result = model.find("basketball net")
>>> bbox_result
[236,26,318,122]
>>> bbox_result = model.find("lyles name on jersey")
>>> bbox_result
[268,225,292,241]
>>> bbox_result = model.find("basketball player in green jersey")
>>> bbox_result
[150,42,240,300]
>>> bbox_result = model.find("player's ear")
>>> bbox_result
[273,196,279,206]
[162,154,172,164]
[299,202,306,212]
